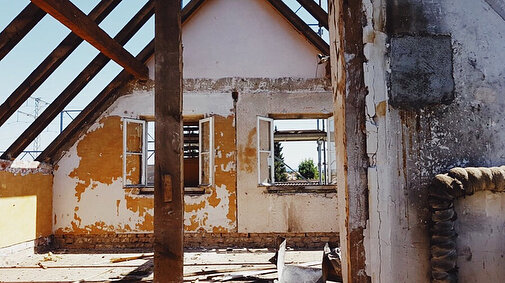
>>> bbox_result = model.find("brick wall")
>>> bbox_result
[53,232,339,252]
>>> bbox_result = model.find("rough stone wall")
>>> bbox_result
[0,160,53,248]
[364,0,505,281]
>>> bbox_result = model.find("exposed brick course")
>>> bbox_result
[53,232,339,251]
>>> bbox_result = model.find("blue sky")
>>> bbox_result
[0,0,328,166]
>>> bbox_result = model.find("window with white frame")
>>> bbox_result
[257,117,274,184]
[123,118,147,186]
[256,116,337,186]
[123,117,214,188]
[199,117,214,186]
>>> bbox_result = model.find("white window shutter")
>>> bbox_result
[257,116,274,184]
[199,117,214,186]
[326,116,337,184]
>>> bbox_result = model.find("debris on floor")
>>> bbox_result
[0,244,342,282]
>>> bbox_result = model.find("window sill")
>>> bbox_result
[260,184,337,194]
[124,186,210,195]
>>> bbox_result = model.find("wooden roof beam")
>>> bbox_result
[36,41,155,163]
[2,1,154,161]
[0,0,120,128]
[295,0,328,30]
[266,0,329,55]
[0,3,46,61]
[36,0,209,163]
[31,0,149,80]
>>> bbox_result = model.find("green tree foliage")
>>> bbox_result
[274,141,287,182]
[298,158,319,180]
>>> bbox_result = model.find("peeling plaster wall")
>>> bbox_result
[235,85,338,233]
[363,0,505,281]
[0,160,53,248]
[53,0,335,237]
[54,78,337,235]
[53,87,237,234]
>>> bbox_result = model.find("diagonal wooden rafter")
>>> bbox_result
[1,1,154,161]
[0,3,46,61]
[266,0,329,54]
[36,41,154,163]
[31,0,149,80]
[295,0,328,29]
[0,0,121,128]
[37,0,205,163]
[181,0,206,22]
[485,0,505,22]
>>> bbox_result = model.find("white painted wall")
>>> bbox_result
[147,0,327,79]
[455,191,505,283]
[362,0,505,281]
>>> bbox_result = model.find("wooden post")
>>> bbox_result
[154,0,183,282]
[328,0,371,282]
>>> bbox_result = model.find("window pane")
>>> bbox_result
[259,119,271,151]
[201,121,210,152]
[126,122,143,153]
[327,118,337,184]
[146,164,154,186]
[200,153,210,185]
[125,154,143,185]
[259,151,272,184]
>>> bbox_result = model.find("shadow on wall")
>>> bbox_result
[0,160,53,251]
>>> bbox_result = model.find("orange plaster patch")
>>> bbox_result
[135,212,153,231]
[185,200,206,212]
[212,115,237,229]
[212,226,228,233]
[124,194,153,217]
[68,116,123,201]
[185,215,199,231]
[207,187,221,207]
[226,193,237,223]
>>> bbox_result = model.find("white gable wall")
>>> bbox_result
[147,0,326,79]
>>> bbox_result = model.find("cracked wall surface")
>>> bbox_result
[362,0,505,281]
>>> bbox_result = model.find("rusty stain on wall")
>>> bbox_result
[238,129,256,173]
